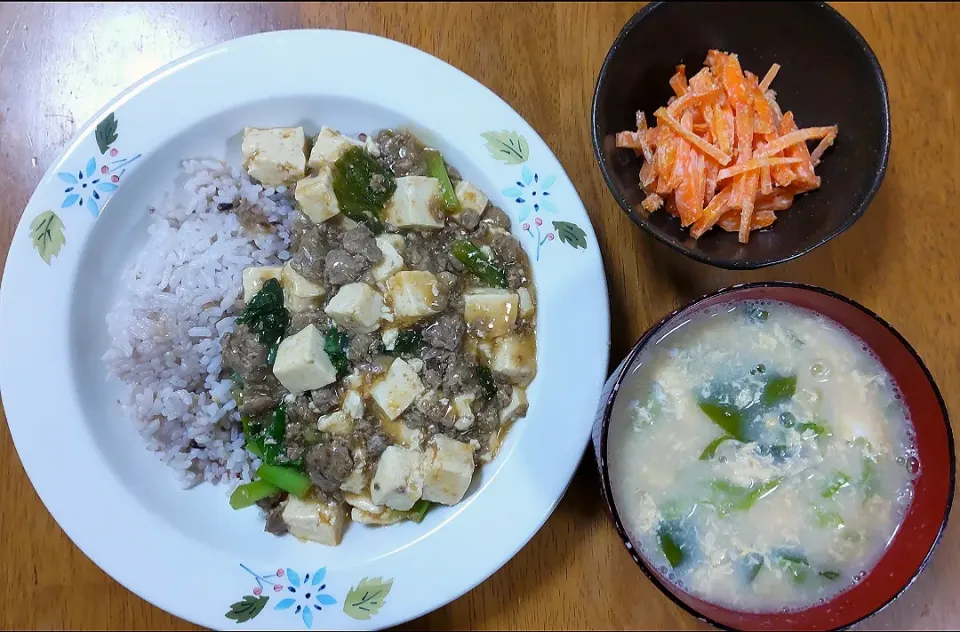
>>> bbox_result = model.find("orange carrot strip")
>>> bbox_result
[738,172,759,244]
[760,164,773,196]
[721,53,750,105]
[639,161,657,188]
[778,112,820,187]
[690,186,734,238]
[688,67,715,93]
[758,63,781,91]
[641,193,664,213]
[809,132,837,166]
[704,158,720,205]
[667,86,723,116]
[616,131,644,148]
[755,192,794,212]
[716,157,803,181]
[718,209,776,232]
[757,125,839,157]
[654,107,732,165]
[669,64,688,97]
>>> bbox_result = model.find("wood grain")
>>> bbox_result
[0,2,957,630]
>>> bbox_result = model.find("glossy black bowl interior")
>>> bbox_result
[592,1,891,269]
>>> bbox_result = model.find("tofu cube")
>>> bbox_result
[242,266,283,303]
[380,233,405,253]
[381,417,424,448]
[272,324,338,394]
[370,445,423,511]
[386,271,441,323]
[463,289,519,338]
[372,236,404,282]
[453,393,476,431]
[491,334,537,384]
[317,410,354,435]
[281,262,326,312]
[371,358,426,420]
[281,495,347,546]
[342,390,364,419]
[517,287,535,319]
[340,449,368,495]
[381,327,400,352]
[421,435,476,505]
[499,386,528,425]
[241,127,307,186]
[295,167,340,224]
[324,283,384,333]
[383,176,444,230]
[308,126,365,169]
[455,180,489,214]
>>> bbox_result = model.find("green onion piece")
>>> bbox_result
[657,522,686,568]
[774,550,810,584]
[424,149,460,213]
[822,472,852,499]
[256,464,312,497]
[241,416,265,459]
[451,239,508,288]
[819,570,842,581]
[761,375,797,406]
[796,420,828,437]
[260,404,288,466]
[815,508,845,529]
[697,400,747,442]
[409,499,432,523]
[229,480,281,510]
[740,552,764,584]
[699,435,737,460]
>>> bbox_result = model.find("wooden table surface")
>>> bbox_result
[0,2,957,630]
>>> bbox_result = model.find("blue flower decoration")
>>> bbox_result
[274,567,337,628]
[58,156,119,217]
[501,165,557,222]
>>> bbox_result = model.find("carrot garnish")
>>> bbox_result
[617,51,837,240]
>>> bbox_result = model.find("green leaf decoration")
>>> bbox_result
[95,112,119,154]
[224,595,268,623]
[553,221,587,250]
[343,576,394,620]
[481,130,529,164]
[30,211,66,264]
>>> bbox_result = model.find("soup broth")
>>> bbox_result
[608,300,917,612]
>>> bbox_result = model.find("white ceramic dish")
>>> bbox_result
[0,30,609,631]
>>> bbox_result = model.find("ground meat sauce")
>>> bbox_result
[230,127,537,542]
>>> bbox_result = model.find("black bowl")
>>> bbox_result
[591,1,891,269]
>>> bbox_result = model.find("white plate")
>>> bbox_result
[0,30,609,631]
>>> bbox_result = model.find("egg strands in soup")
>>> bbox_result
[608,300,917,613]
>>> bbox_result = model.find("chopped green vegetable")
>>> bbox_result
[747,306,769,323]
[409,499,432,523]
[256,464,312,497]
[266,341,280,367]
[822,472,851,499]
[331,146,396,232]
[237,279,289,353]
[324,327,351,377]
[796,420,828,437]
[391,329,423,356]
[861,457,879,498]
[774,550,809,584]
[229,480,280,510]
[709,478,782,515]
[424,149,460,213]
[452,239,508,288]
[259,404,288,466]
[740,552,764,584]
[815,508,844,529]
[761,375,797,406]
[819,570,842,581]
[477,364,497,401]
[657,521,687,568]
[230,370,244,389]
[241,415,265,459]
[697,400,748,442]
[699,435,737,460]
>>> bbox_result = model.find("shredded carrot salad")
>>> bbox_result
[616,51,838,243]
